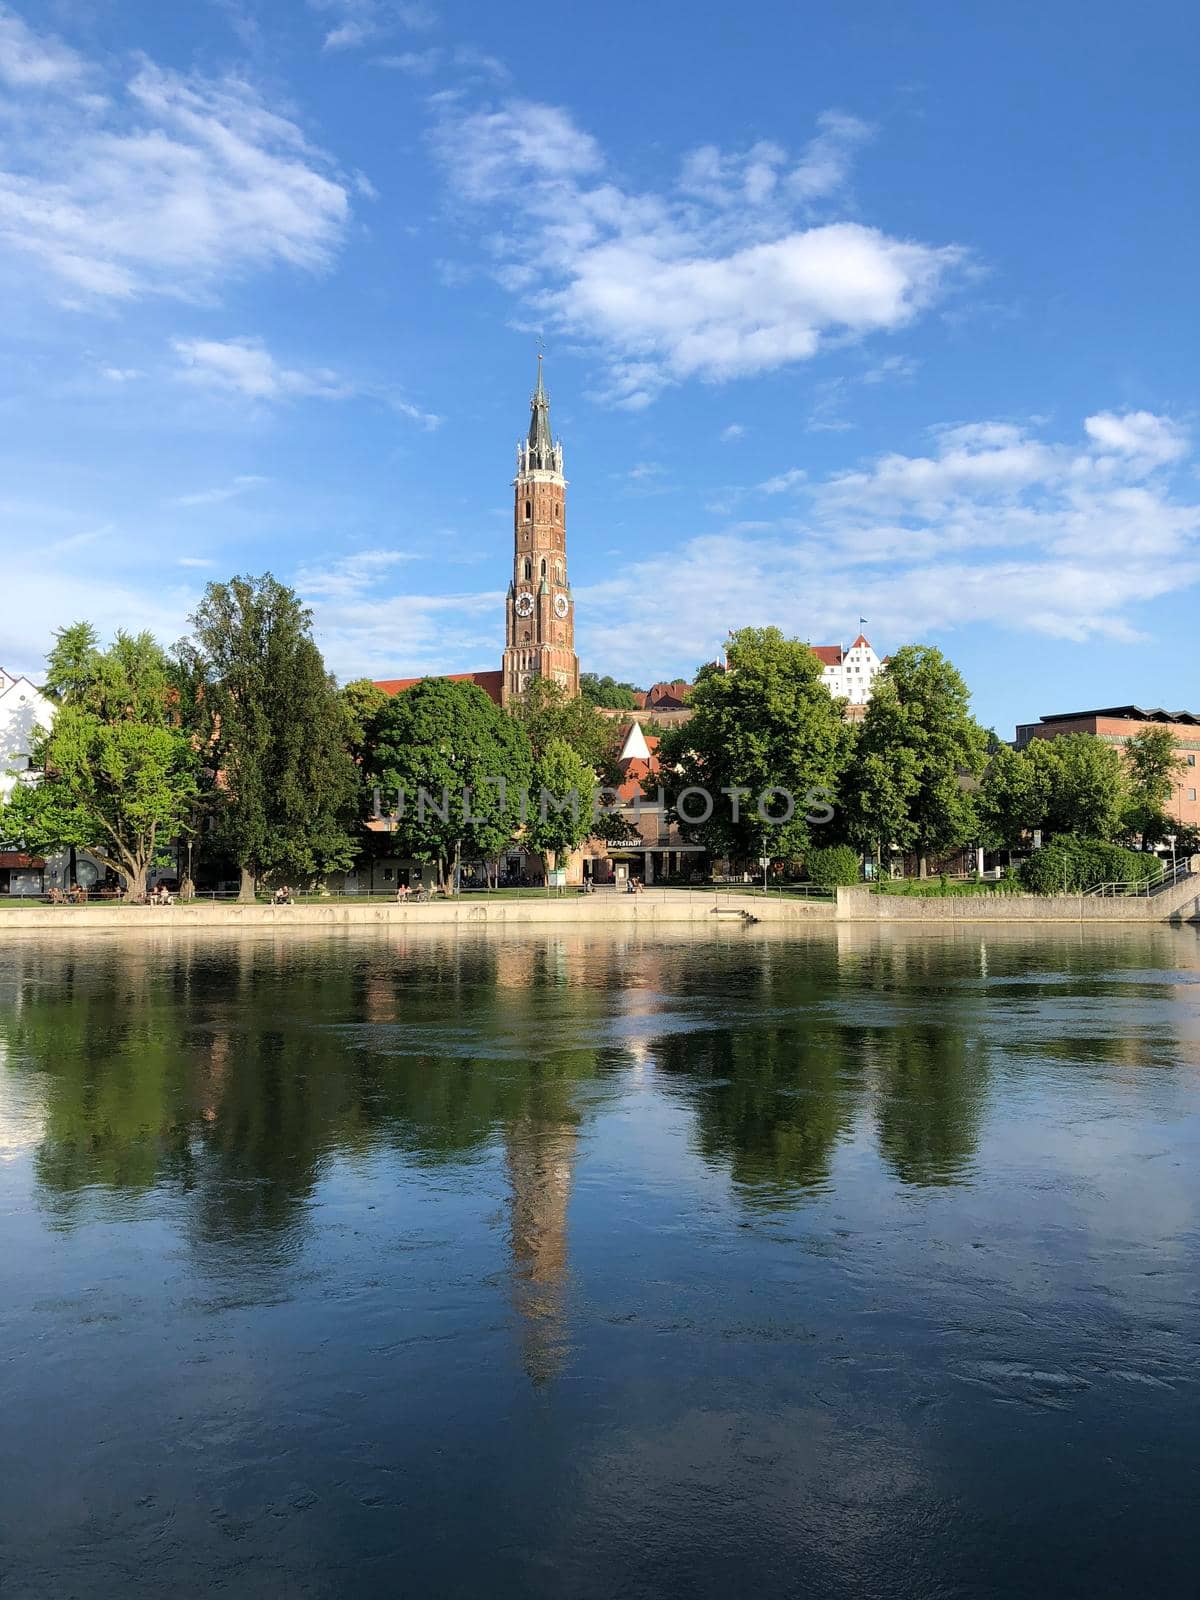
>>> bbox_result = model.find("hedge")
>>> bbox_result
[805,845,861,888]
[1018,838,1161,895]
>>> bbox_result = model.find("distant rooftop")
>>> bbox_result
[1033,705,1200,728]
[373,670,503,707]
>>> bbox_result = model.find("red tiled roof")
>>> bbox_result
[0,852,45,869]
[811,645,843,667]
[851,634,871,649]
[373,670,504,706]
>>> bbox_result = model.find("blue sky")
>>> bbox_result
[1,0,1196,735]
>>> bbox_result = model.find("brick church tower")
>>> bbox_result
[501,357,580,706]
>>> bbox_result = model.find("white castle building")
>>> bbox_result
[812,633,885,707]
[0,666,54,801]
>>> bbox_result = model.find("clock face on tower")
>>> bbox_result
[515,591,534,617]
[553,593,569,619]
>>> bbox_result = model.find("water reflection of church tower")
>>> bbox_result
[504,1115,578,1386]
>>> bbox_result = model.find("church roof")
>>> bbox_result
[373,670,504,706]
[619,720,652,762]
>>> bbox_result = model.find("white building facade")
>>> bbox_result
[0,667,108,895]
[0,667,55,801]
[814,634,885,707]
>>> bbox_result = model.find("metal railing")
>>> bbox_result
[1084,858,1193,898]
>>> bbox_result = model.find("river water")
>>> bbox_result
[2,925,1199,1598]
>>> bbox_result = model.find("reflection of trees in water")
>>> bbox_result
[649,941,995,1200]
[4,936,597,1380]
[655,1023,858,1200]
[7,928,1195,1267]
[870,1027,987,1186]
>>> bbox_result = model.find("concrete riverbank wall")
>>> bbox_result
[834,880,1200,924]
[2,879,1197,934]
[0,890,829,934]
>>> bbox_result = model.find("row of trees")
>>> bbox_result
[2,576,625,899]
[655,628,1187,872]
[4,595,1185,899]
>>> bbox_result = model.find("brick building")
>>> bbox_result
[1015,706,1200,829]
[501,357,579,704]
[373,357,579,711]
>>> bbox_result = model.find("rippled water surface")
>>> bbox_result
[2,924,1200,1598]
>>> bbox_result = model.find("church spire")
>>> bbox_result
[521,353,562,475]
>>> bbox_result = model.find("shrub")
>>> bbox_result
[1018,837,1161,895]
[874,877,1024,898]
[805,845,861,888]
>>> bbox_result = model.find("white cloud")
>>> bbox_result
[573,410,1200,672]
[309,0,435,51]
[1084,410,1188,466]
[758,468,806,495]
[431,98,961,406]
[297,548,421,600]
[0,31,351,304]
[376,48,442,74]
[172,336,353,400]
[436,98,602,200]
[720,423,746,442]
[171,336,440,422]
[305,578,501,680]
[451,47,510,84]
[0,6,84,88]
[0,557,197,679]
[168,474,269,508]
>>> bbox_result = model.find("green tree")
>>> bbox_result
[368,677,533,889]
[658,626,851,864]
[189,575,359,899]
[42,621,100,705]
[976,742,1048,854]
[524,738,598,871]
[1122,727,1182,845]
[340,677,389,758]
[580,672,641,710]
[849,645,988,875]
[511,677,623,780]
[1028,733,1126,841]
[3,630,197,899]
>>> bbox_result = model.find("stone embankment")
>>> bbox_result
[0,890,827,933]
[834,877,1200,924]
[2,877,1196,933]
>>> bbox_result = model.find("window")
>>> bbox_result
[524,499,532,521]
[1190,788,1198,803]
[540,557,547,578]
[523,557,531,580]
[1189,754,1196,767]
